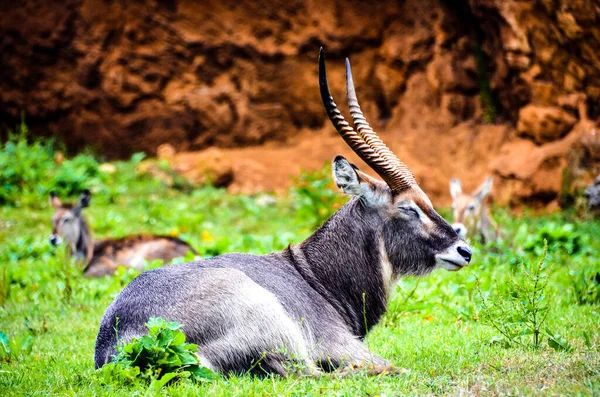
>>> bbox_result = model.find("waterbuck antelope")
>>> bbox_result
[49,191,195,277]
[95,49,472,376]
[449,177,499,243]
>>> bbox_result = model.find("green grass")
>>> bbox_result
[1,145,599,396]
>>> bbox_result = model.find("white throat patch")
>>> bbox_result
[378,237,396,298]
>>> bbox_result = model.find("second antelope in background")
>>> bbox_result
[49,190,195,277]
[449,177,499,243]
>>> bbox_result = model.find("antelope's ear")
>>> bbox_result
[449,178,462,199]
[74,190,91,214]
[332,156,363,197]
[475,177,493,201]
[332,156,381,203]
[49,192,62,208]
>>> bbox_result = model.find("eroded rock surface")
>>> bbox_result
[1,0,599,207]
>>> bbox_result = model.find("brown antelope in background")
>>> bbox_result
[95,49,472,376]
[49,190,195,277]
[449,177,499,243]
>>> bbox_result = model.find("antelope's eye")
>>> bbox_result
[60,217,70,224]
[467,204,475,211]
[402,207,419,218]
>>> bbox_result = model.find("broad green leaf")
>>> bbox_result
[171,331,186,346]
[150,372,180,391]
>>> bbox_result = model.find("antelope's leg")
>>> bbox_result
[312,331,389,372]
[196,335,319,377]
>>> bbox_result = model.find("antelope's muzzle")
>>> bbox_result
[49,234,62,246]
[435,241,472,271]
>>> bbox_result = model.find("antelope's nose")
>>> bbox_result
[49,235,60,246]
[457,245,472,263]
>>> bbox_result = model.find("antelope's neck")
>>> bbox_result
[295,198,388,338]
[71,218,94,264]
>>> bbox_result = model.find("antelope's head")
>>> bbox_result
[319,49,471,273]
[49,190,91,249]
[449,177,493,239]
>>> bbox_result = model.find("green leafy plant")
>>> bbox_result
[523,223,580,255]
[0,120,55,205]
[52,154,106,197]
[0,120,110,206]
[0,331,33,363]
[1,236,52,263]
[100,317,214,388]
[476,241,572,351]
[547,330,574,352]
[569,267,600,305]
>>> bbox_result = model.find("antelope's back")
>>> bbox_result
[86,235,194,276]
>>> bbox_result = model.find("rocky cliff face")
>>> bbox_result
[1,0,599,207]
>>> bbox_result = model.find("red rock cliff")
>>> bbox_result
[1,0,599,206]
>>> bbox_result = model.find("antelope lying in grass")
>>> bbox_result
[49,191,195,277]
[95,49,472,376]
[449,177,499,243]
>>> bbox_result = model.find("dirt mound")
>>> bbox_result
[1,0,599,207]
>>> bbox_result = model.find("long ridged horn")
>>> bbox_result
[319,49,378,163]
[319,47,416,191]
[345,59,416,191]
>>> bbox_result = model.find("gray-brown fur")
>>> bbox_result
[95,53,472,376]
[449,177,499,243]
[49,191,195,277]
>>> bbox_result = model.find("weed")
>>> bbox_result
[569,267,600,305]
[476,241,572,351]
[52,154,106,197]
[0,331,33,363]
[523,222,580,255]
[0,119,54,206]
[99,317,214,388]
[0,267,7,308]
[55,248,82,303]
[23,315,49,335]
[0,122,183,208]
[0,120,109,206]
[546,330,574,352]
[386,279,422,322]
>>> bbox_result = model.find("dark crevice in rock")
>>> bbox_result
[440,0,502,123]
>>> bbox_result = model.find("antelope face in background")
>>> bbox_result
[449,177,496,242]
[321,54,472,273]
[49,191,91,256]
[49,189,195,276]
